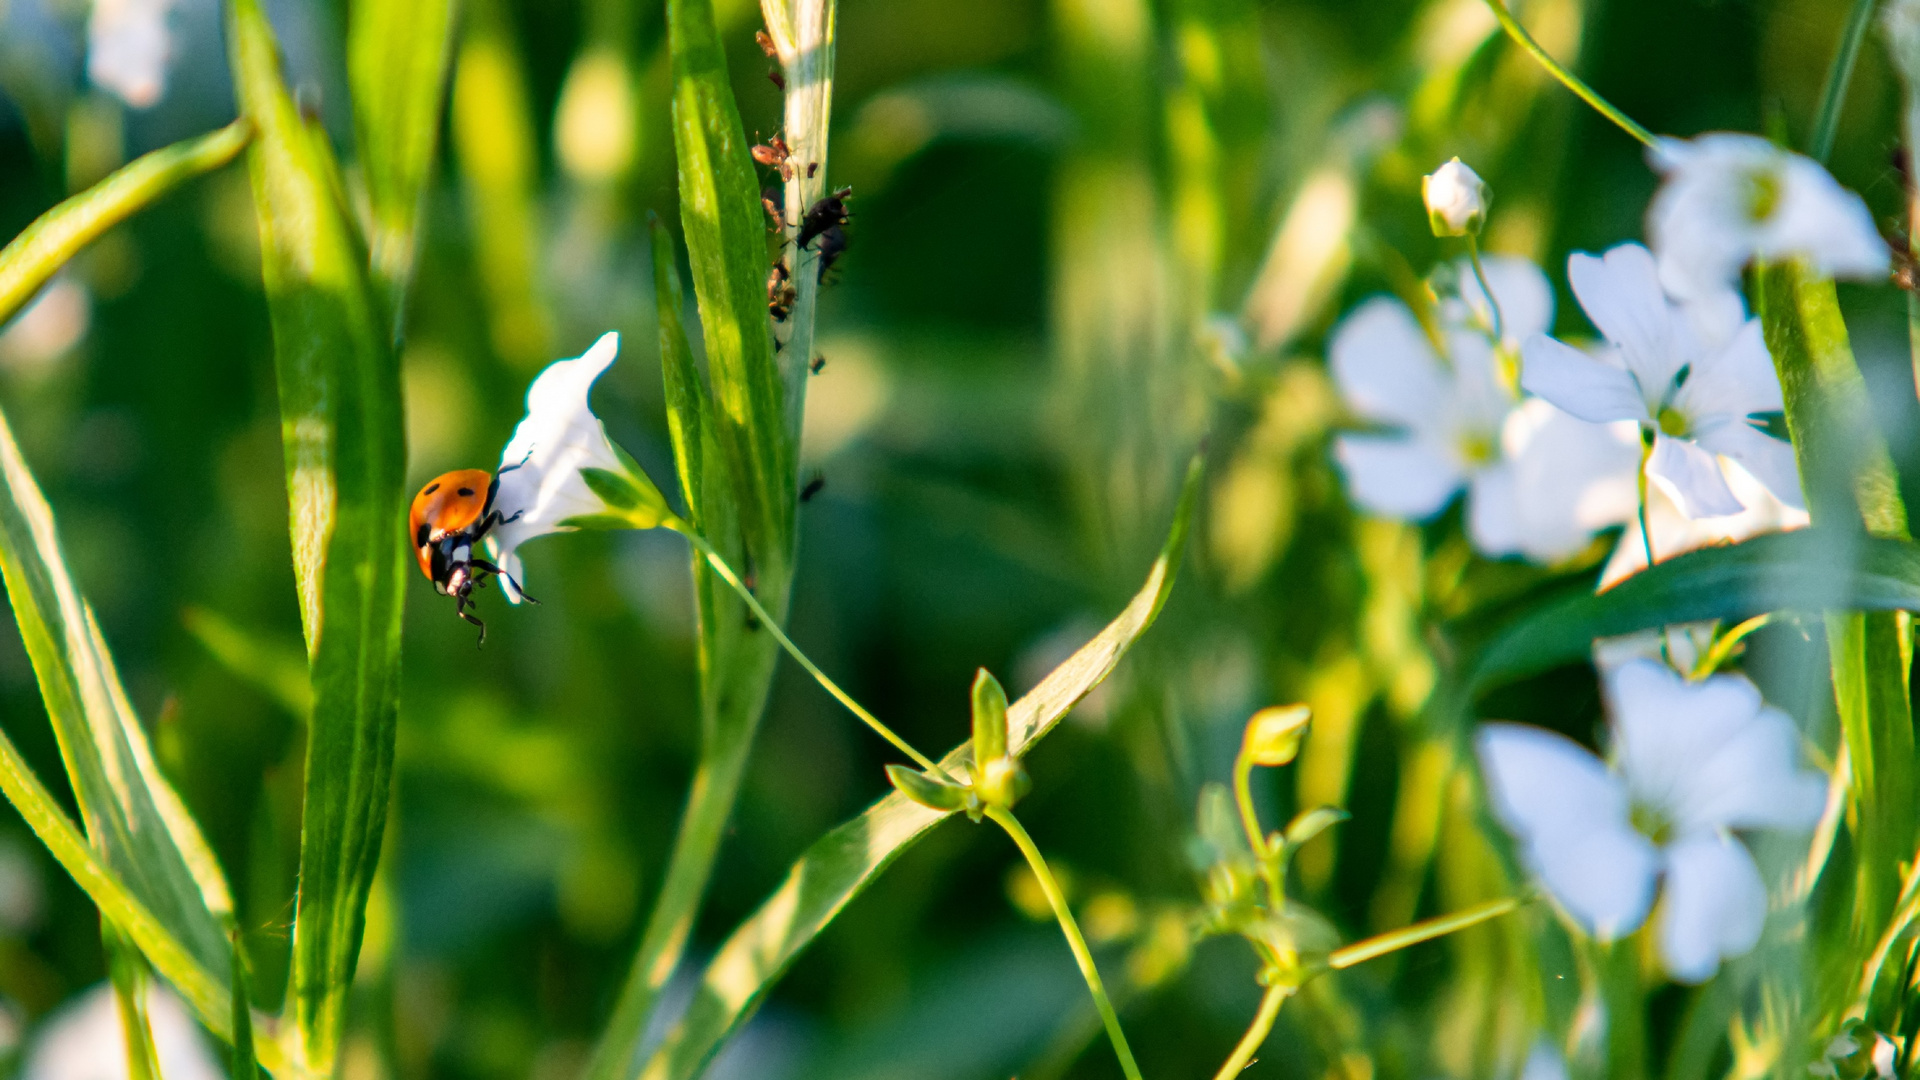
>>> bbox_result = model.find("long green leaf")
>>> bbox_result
[669,0,793,584]
[0,120,249,326]
[347,0,458,324]
[0,403,231,969]
[0,668,301,1077]
[1758,260,1914,1022]
[637,454,1204,1080]
[1468,532,1920,692]
[226,0,408,1070]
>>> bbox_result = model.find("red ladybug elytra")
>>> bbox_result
[408,463,535,642]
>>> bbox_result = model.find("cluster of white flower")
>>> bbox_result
[1334,134,1886,986]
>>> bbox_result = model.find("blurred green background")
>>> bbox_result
[0,0,1913,1076]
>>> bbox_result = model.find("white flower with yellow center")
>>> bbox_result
[1331,256,1638,562]
[487,331,668,603]
[1477,660,1827,983]
[1520,242,1802,519]
[1648,133,1888,300]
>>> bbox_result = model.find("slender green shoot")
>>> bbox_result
[1635,432,1658,574]
[1212,983,1289,1080]
[1482,0,1655,147]
[985,806,1143,1080]
[1690,614,1773,680]
[1808,0,1878,164]
[1464,235,1504,342]
[674,524,947,778]
[1327,895,1522,970]
[1231,750,1284,912]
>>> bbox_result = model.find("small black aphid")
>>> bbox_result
[815,223,848,283]
[768,69,786,91]
[801,475,826,502]
[797,187,852,250]
[810,355,826,374]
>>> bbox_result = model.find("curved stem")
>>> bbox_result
[674,524,948,777]
[1691,613,1773,680]
[1465,236,1504,342]
[1482,0,1656,147]
[1212,983,1288,1080]
[1231,752,1284,912]
[987,807,1144,1080]
[1327,895,1521,969]
[1635,431,1658,571]
[1809,0,1878,164]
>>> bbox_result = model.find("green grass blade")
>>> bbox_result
[227,0,409,1070]
[668,0,793,584]
[348,0,458,325]
[1758,260,1914,1022]
[105,923,163,1080]
[0,403,231,970]
[0,120,248,326]
[636,454,1204,1080]
[1467,532,1920,691]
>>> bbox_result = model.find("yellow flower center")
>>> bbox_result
[1657,405,1690,438]
[1745,167,1782,224]
[1457,431,1496,466]
[1630,801,1673,847]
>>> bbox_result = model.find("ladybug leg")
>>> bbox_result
[455,593,487,646]
[471,558,539,605]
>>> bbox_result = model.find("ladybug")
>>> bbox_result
[409,463,534,642]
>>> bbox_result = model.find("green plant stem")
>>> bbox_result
[1635,432,1658,573]
[986,806,1143,1080]
[1690,613,1773,679]
[1464,235,1503,342]
[1326,896,1521,969]
[1809,0,1878,164]
[1212,983,1289,1080]
[1482,0,1655,147]
[1230,751,1284,911]
[674,524,948,778]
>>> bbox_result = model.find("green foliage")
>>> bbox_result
[226,0,408,1068]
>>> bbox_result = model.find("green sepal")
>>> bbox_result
[580,461,672,528]
[1281,806,1348,853]
[973,756,1029,812]
[970,668,1010,767]
[883,764,970,813]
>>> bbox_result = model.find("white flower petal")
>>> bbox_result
[1770,155,1891,280]
[1499,401,1640,563]
[1520,334,1650,424]
[1678,705,1828,834]
[1476,723,1658,938]
[1678,316,1782,418]
[487,331,626,603]
[1467,464,1524,557]
[1567,244,1686,397]
[1658,833,1767,983]
[1332,434,1465,519]
[1608,660,1760,813]
[1330,298,1450,430]
[1692,419,1804,511]
[88,0,173,109]
[1601,463,1810,586]
[1648,434,1744,518]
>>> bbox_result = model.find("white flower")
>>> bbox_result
[1648,133,1887,300]
[87,0,173,109]
[1424,157,1489,236]
[1477,660,1827,983]
[25,982,221,1080]
[1600,459,1809,589]
[1520,242,1803,518]
[1332,256,1638,561]
[486,331,632,604]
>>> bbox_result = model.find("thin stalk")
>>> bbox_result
[675,525,947,777]
[1212,983,1289,1080]
[1690,614,1773,679]
[1465,236,1504,342]
[986,807,1144,1080]
[1326,896,1521,969]
[1809,0,1879,164]
[1230,751,1284,912]
[1635,431,1658,572]
[1482,0,1655,147]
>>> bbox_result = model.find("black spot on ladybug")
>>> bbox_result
[424,482,440,494]
[458,487,475,497]
[416,522,431,547]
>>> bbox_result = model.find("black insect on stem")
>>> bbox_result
[767,258,796,320]
[800,475,826,503]
[816,224,848,283]
[797,187,853,250]
[810,355,826,374]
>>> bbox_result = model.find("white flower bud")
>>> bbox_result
[1422,157,1489,237]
